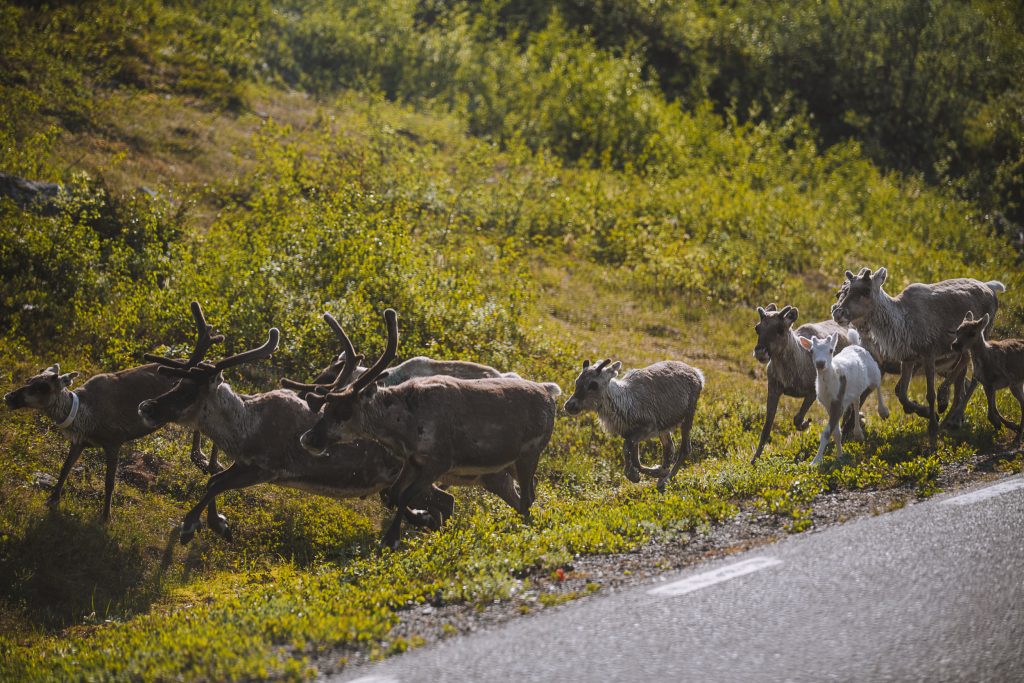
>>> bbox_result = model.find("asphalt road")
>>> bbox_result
[335,476,1024,683]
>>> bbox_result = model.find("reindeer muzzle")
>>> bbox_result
[4,391,23,409]
[299,430,328,456]
[832,307,850,325]
[137,399,162,427]
[753,347,770,363]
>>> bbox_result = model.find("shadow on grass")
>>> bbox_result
[0,510,172,630]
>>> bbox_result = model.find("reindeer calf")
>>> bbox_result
[952,312,1024,446]
[800,330,888,465]
[564,359,703,492]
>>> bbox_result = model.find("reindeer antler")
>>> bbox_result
[145,301,225,369]
[281,312,366,395]
[334,308,398,395]
[213,328,280,372]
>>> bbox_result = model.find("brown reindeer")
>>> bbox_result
[3,304,220,521]
[138,305,451,543]
[952,311,1024,446]
[298,309,561,550]
[750,303,854,463]
[833,267,1006,447]
[282,313,526,515]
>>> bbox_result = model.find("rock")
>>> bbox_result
[0,172,62,215]
[32,471,57,489]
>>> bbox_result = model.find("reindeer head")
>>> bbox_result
[833,267,886,325]
[753,303,799,363]
[299,309,398,455]
[951,310,989,352]
[138,302,278,428]
[564,358,621,415]
[798,333,839,371]
[4,364,78,410]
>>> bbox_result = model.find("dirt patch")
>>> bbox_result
[317,448,1019,675]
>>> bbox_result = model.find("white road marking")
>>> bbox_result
[942,477,1024,506]
[346,677,400,683]
[647,556,782,597]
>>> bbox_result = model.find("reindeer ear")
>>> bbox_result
[46,363,60,375]
[829,334,839,352]
[980,312,990,328]
[783,307,799,325]
[306,394,326,412]
[58,372,79,388]
[582,359,590,369]
[361,382,379,397]
[964,310,975,322]
[756,306,767,320]
[798,336,813,351]
[609,361,622,374]
[845,270,856,281]
[871,267,887,287]
[765,303,778,312]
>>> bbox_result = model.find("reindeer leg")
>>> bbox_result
[1009,384,1024,446]
[383,459,449,550]
[897,361,929,418]
[924,356,939,449]
[984,385,1020,435]
[47,441,86,510]
[940,354,969,429]
[637,434,671,478]
[514,453,541,520]
[621,437,642,483]
[753,383,782,463]
[101,445,121,523]
[205,444,230,540]
[405,485,454,530]
[659,413,694,493]
[481,469,521,514]
[181,463,269,545]
[793,393,815,432]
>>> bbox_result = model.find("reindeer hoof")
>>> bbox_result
[795,420,811,432]
[624,467,641,484]
[208,513,231,540]
[180,520,201,545]
[656,477,670,494]
[45,494,60,510]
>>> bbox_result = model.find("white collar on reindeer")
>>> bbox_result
[57,392,79,429]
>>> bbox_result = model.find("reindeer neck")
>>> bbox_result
[815,360,843,399]
[599,379,637,435]
[44,389,78,429]
[192,382,251,455]
[862,288,911,361]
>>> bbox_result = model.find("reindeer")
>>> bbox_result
[138,304,451,543]
[750,303,854,463]
[833,267,1006,447]
[564,358,703,492]
[282,313,526,515]
[297,309,561,550]
[832,274,965,424]
[3,305,220,521]
[952,311,1024,446]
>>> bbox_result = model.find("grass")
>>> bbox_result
[2,19,1023,680]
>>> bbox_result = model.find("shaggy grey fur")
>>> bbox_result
[833,267,1006,447]
[565,359,704,492]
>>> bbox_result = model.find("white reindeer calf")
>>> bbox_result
[799,330,888,465]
